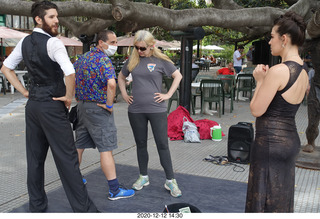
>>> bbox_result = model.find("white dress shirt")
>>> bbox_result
[3,28,75,76]
[233,50,242,67]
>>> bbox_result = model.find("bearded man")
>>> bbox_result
[0,1,98,212]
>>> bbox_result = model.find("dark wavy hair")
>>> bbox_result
[31,1,58,26]
[273,11,306,47]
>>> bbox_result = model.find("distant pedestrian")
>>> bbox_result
[246,45,254,67]
[73,30,135,201]
[306,68,315,95]
[118,30,183,197]
[233,45,245,73]
[303,51,312,70]
[0,1,98,212]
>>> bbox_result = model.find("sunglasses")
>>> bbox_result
[135,46,147,51]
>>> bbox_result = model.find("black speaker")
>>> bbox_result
[252,40,270,65]
[228,122,254,164]
[163,203,201,213]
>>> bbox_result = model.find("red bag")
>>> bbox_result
[167,106,225,141]
[167,106,194,140]
[194,119,225,140]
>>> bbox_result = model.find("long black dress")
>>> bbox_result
[245,61,308,212]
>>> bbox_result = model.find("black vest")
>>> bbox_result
[22,32,65,101]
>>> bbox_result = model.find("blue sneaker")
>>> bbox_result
[82,177,87,185]
[108,186,135,201]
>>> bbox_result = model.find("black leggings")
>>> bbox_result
[128,112,174,180]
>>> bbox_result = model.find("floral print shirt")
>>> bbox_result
[74,47,116,103]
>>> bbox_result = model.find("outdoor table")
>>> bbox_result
[0,70,28,94]
[191,82,220,88]
[191,82,200,88]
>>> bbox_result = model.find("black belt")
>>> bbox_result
[78,100,105,105]
[30,81,56,87]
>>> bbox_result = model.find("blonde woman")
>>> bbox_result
[118,30,183,197]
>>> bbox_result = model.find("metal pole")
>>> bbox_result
[171,27,205,114]
[0,38,3,61]
[197,40,200,58]
[179,37,193,112]
[78,34,95,53]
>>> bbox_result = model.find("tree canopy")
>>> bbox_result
[0,0,319,44]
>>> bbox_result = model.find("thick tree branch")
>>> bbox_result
[0,0,31,16]
[287,0,316,16]
[59,17,116,37]
[109,0,285,32]
[0,0,114,19]
[0,0,316,39]
[307,7,320,38]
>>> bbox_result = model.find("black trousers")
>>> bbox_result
[25,100,97,212]
[128,112,174,180]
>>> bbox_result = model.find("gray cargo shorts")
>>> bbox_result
[75,101,118,152]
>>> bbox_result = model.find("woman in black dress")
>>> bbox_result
[245,12,309,212]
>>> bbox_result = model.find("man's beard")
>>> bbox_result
[42,19,58,37]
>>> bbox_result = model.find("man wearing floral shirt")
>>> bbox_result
[74,30,134,200]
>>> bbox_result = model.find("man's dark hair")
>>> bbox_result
[31,1,58,26]
[238,46,244,50]
[96,30,115,43]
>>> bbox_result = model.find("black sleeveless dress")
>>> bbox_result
[245,61,308,212]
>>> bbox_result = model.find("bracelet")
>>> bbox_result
[106,103,113,109]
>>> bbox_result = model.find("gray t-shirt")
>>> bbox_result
[121,56,177,113]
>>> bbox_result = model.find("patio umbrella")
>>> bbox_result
[0,38,20,47]
[169,40,181,48]
[155,40,173,48]
[203,45,224,51]
[57,36,83,47]
[192,45,205,50]
[0,26,29,39]
[159,40,181,50]
[192,45,224,51]
[0,26,29,59]
[167,47,181,51]
[117,36,134,47]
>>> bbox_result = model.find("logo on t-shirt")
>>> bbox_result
[147,63,156,72]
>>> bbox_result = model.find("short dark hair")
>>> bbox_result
[31,1,58,26]
[96,30,115,42]
[273,11,306,47]
[238,46,244,50]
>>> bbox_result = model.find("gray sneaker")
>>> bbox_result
[164,179,182,197]
[132,175,150,190]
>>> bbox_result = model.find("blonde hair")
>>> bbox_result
[127,30,174,72]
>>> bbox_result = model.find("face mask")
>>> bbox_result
[103,43,117,56]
